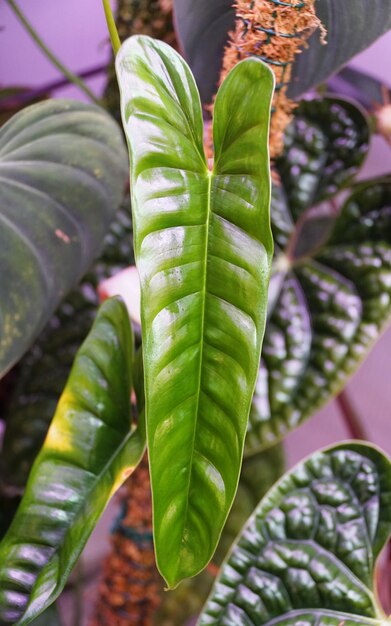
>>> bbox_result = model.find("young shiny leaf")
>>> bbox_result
[199,443,391,625]
[0,298,146,625]
[0,100,128,377]
[116,35,274,587]
[247,99,391,454]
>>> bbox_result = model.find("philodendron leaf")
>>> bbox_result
[288,0,391,99]
[173,0,391,105]
[155,445,285,626]
[275,97,370,218]
[116,35,274,587]
[0,297,146,625]
[0,99,128,377]
[0,203,134,490]
[199,442,391,625]
[247,98,391,454]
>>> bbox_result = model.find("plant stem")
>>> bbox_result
[336,388,368,440]
[5,0,100,105]
[102,0,121,55]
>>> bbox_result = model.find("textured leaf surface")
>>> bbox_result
[116,35,274,587]
[0,99,128,377]
[0,298,145,625]
[247,98,391,453]
[173,0,391,104]
[199,443,391,625]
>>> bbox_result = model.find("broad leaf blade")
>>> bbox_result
[0,298,146,625]
[199,443,391,625]
[156,445,285,625]
[0,100,128,377]
[116,35,274,587]
[0,202,134,490]
[288,0,391,98]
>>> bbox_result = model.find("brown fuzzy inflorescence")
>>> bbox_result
[219,0,326,158]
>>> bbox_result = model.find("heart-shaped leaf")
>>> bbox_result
[173,0,391,104]
[116,35,274,587]
[0,203,134,489]
[0,297,146,626]
[199,442,391,625]
[0,99,128,377]
[247,98,391,454]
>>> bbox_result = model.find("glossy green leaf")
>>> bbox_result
[0,297,146,625]
[247,98,391,454]
[0,99,128,377]
[199,442,391,625]
[155,445,285,626]
[173,0,391,104]
[213,445,285,567]
[116,35,274,587]
[0,203,134,489]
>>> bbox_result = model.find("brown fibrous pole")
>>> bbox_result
[216,0,326,158]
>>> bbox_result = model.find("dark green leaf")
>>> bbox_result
[276,97,370,217]
[0,99,128,377]
[0,203,134,489]
[247,99,391,454]
[199,443,391,625]
[116,35,274,587]
[173,0,235,104]
[173,0,391,104]
[288,0,391,98]
[0,298,146,625]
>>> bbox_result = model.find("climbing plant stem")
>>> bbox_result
[102,0,121,55]
[5,0,100,105]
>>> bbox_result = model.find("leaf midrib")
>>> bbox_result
[177,167,213,571]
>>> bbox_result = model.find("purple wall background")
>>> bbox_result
[0,2,391,466]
